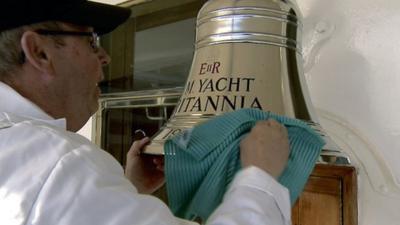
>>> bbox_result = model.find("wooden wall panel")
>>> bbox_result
[292,164,358,225]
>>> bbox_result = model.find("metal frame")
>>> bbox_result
[92,87,183,146]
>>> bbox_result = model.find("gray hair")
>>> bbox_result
[0,21,65,81]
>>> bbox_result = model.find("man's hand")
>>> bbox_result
[125,137,165,194]
[240,119,290,178]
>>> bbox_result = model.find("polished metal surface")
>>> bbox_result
[144,0,343,156]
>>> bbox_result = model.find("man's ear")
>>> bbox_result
[20,31,53,73]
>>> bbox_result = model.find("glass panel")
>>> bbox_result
[133,18,196,90]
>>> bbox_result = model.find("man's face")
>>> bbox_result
[50,23,110,131]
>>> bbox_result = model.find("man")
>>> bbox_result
[0,0,291,224]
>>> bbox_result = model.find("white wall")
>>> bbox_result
[296,0,400,223]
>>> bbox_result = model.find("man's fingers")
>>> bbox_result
[128,137,150,156]
[156,165,164,171]
[266,119,288,136]
[153,157,164,165]
[266,118,280,128]
[240,118,290,178]
[153,157,164,171]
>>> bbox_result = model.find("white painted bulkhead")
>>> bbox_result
[297,0,400,224]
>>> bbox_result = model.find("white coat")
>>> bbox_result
[0,81,290,225]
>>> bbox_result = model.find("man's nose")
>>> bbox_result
[98,47,111,66]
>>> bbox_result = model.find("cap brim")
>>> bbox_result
[57,1,131,35]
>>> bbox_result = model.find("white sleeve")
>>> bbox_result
[206,166,292,225]
[29,147,290,225]
[29,147,181,225]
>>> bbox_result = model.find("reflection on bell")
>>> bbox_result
[144,0,337,155]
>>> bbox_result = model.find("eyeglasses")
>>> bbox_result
[35,29,100,52]
[19,29,101,64]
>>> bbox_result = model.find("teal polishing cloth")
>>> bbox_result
[164,108,325,221]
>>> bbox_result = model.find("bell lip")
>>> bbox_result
[143,144,165,155]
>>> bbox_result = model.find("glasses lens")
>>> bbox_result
[92,33,100,51]
[35,30,100,52]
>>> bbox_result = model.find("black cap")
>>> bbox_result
[1,0,131,34]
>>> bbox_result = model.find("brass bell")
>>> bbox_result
[144,0,336,155]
